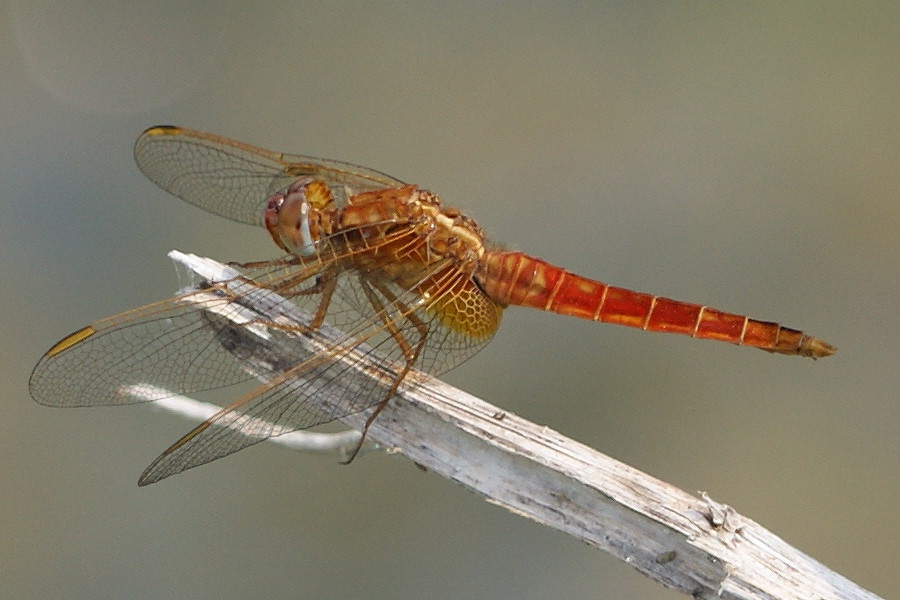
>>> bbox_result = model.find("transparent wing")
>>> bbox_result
[31,248,500,484]
[30,288,273,409]
[138,258,500,484]
[133,125,407,226]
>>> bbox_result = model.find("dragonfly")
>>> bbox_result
[30,126,835,485]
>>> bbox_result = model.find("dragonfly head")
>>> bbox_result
[264,178,335,257]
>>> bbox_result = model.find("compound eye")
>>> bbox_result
[264,178,333,257]
[266,193,284,213]
[263,190,286,240]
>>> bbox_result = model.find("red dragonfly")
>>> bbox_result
[30,126,835,485]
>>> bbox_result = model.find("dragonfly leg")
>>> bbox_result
[228,257,297,269]
[342,278,430,463]
[239,265,340,337]
[274,267,338,330]
[342,353,421,464]
[360,278,429,363]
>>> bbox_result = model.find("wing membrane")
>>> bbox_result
[133,125,407,226]
[138,264,498,484]
[137,308,399,484]
[30,290,264,408]
[31,248,497,483]
[34,124,499,483]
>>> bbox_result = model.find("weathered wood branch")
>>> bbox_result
[158,250,881,600]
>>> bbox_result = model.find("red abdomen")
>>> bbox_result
[477,251,834,358]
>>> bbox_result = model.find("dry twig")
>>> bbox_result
[155,250,881,600]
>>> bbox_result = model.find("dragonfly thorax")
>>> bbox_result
[335,184,489,273]
[266,178,489,282]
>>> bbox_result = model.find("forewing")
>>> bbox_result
[29,289,270,408]
[133,125,407,226]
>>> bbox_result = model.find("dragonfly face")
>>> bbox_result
[264,177,335,257]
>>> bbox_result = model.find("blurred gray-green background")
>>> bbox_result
[3,3,897,599]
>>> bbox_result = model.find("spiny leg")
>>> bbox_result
[342,277,430,463]
[359,278,425,363]
[243,265,339,336]
[283,266,338,330]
